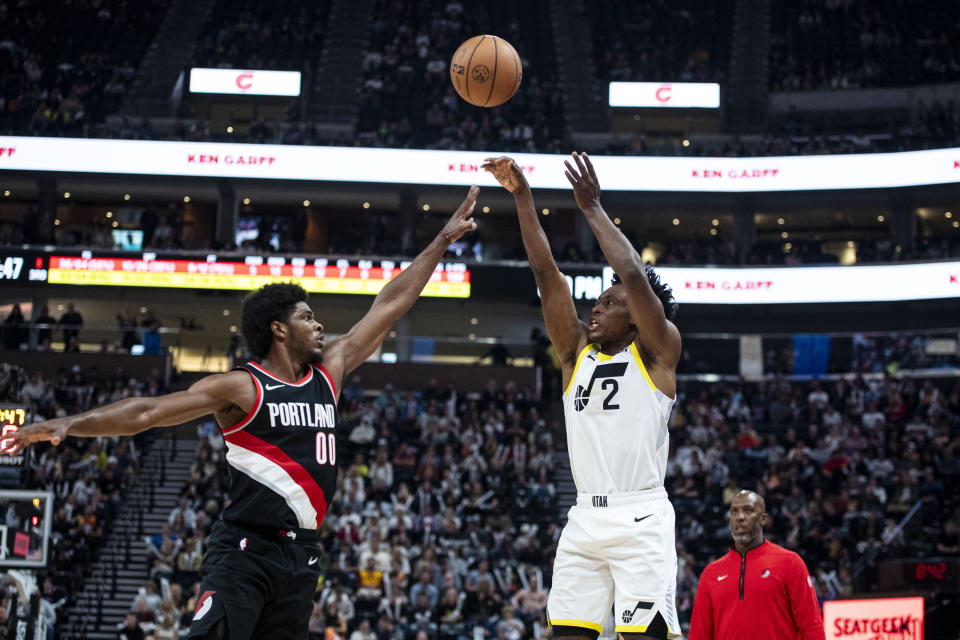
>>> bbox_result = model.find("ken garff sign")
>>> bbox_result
[189,68,302,97]
[609,82,721,108]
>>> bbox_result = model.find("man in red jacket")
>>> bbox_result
[689,490,826,640]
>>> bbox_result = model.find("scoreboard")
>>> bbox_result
[0,250,470,298]
[0,405,29,487]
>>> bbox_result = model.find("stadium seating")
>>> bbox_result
[587,0,734,84]
[355,0,566,152]
[770,0,960,91]
[190,0,330,70]
[0,0,171,135]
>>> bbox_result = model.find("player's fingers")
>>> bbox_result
[455,186,479,215]
[563,160,578,181]
[564,171,579,188]
[582,152,599,184]
[572,151,588,177]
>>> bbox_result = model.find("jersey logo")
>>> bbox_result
[238,537,247,551]
[264,383,285,391]
[717,575,728,581]
[634,514,652,523]
[761,569,771,578]
[308,556,319,566]
[591,495,608,508]
[574,362,628,411]
[621,600,653,624]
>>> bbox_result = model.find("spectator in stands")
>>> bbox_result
[58,303,84,350]
[168,497,197,531]
[117,613,145,640]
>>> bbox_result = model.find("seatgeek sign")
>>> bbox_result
[189,68,301,96]
[566,263,960,304]
[608,82,720,108]
[0,137,959,192]
[823,597,923,640]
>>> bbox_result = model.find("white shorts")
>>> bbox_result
[548,489,681,638]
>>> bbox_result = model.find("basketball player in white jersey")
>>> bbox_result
[484,152,681,640]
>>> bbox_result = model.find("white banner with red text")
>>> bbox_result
[577,262,960,304]
[189,68,302,96]
[0,137,959,192]
[608,82,721,108]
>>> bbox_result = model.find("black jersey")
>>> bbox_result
[220,361,339,531]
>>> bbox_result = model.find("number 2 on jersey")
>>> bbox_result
[601,379,620,410]
[315,432,337,465]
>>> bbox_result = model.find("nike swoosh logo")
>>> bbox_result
[264,383,285,390]
[634,514,652,523]
[308,557,319,566]
[717,575,728,581]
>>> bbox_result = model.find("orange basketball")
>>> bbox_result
[450,35,522,108]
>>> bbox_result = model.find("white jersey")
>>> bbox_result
[562,342,675,494]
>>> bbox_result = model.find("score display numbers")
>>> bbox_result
[0,406,29,487]
[43,254,470,298]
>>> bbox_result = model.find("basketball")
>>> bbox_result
[449,35,522,108]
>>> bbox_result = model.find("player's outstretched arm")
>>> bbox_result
[564,151,680,366]
[5,371,253,455]
[483,157,588,372]
[321,186,479,388]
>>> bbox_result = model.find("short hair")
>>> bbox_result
[241,283,308,358]
[611,265,679,321]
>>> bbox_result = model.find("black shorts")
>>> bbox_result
[186,520,322,640]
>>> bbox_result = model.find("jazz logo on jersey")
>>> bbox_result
[621,600,653,624]
[574,362,627,411]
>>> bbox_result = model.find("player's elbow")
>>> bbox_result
[616,261,646,284]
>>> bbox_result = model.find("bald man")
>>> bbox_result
[689,491,825,640]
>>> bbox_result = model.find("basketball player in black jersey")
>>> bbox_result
[7,186,480,639]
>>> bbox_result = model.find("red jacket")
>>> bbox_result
[689,541,826,640]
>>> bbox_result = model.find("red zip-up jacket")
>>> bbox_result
[689,541,826,640]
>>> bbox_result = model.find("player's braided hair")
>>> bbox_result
[241,282,308,358]
[611,265,679,322]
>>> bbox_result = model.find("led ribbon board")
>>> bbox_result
[0,137,958,192]
[44,255,470,298]
[562,263,960,304]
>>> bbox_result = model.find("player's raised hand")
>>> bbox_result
[439,185,479,243]
[5,417,71,456]
[482,156,529,194]
[564,151,602,212]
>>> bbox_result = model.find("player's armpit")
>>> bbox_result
[618,267,681,367]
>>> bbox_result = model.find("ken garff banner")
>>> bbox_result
[0,137,958,192]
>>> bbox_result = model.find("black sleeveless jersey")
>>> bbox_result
[220,361,339,531]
